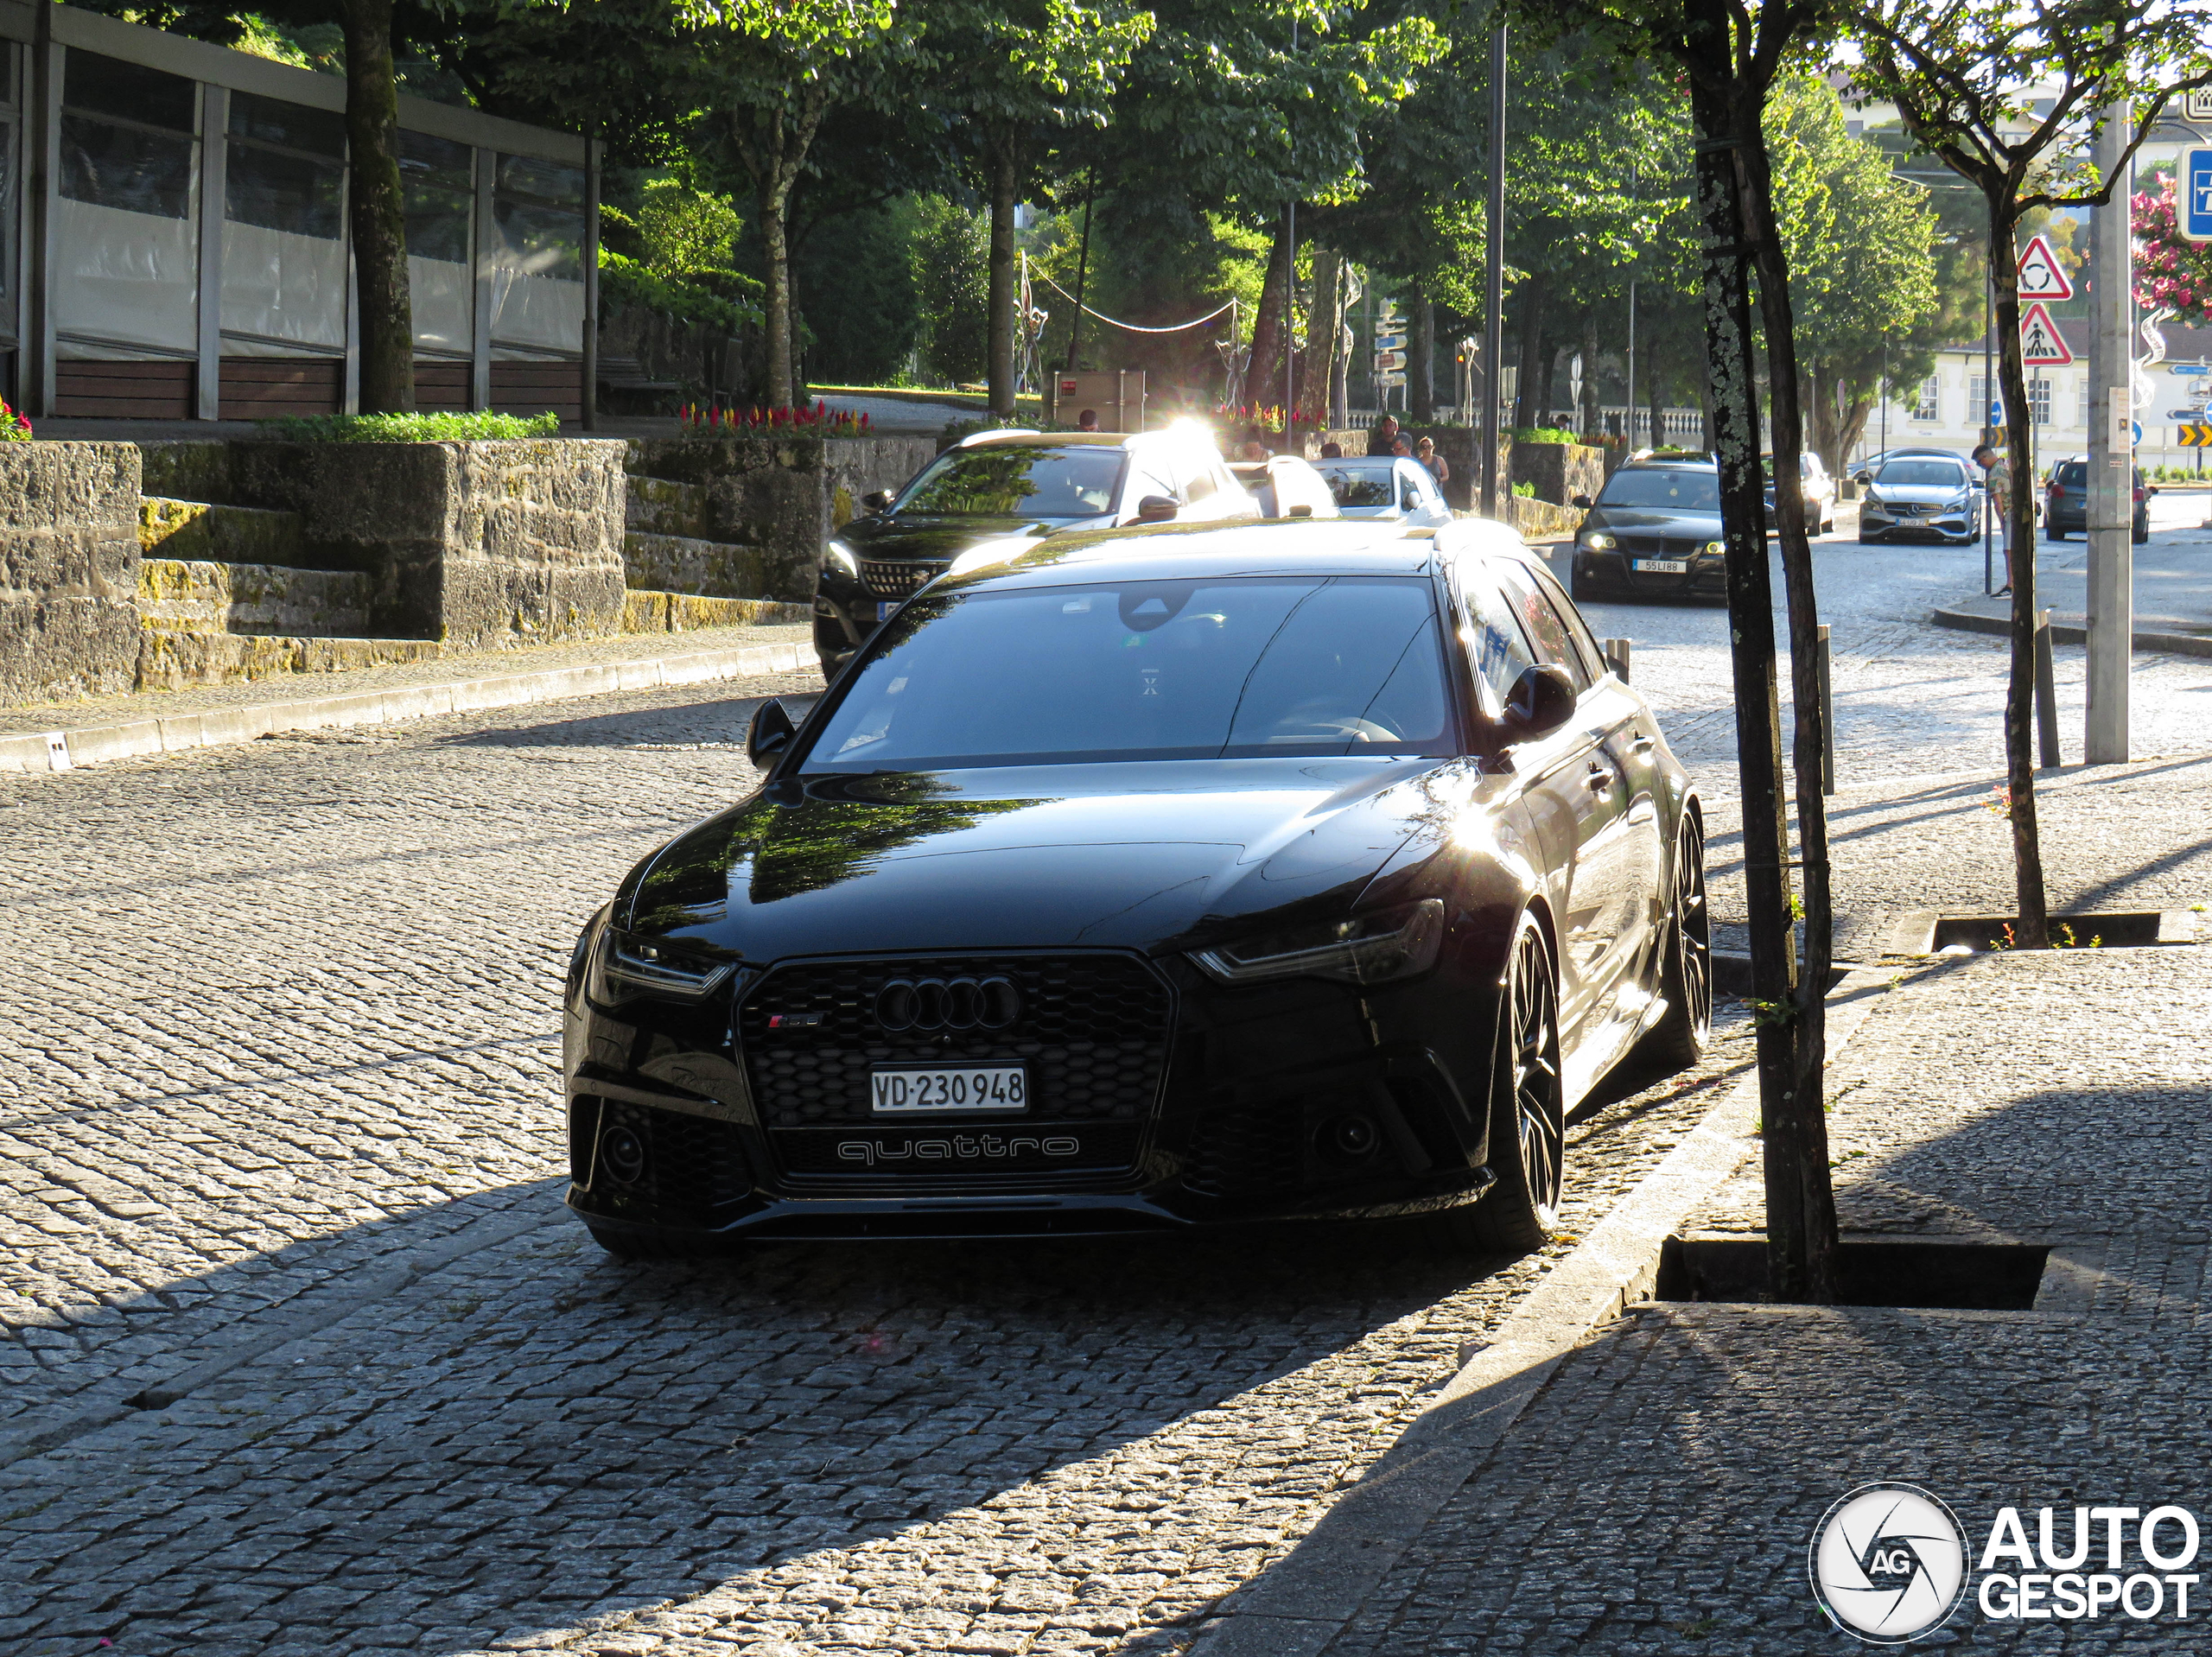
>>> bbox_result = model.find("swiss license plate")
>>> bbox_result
[871,1064,1028,1114]
[876,600,900,619]
[1632,558,1688,574]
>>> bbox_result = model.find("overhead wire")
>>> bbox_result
[1030,272,1237,334]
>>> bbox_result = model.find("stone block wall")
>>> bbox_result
[1511,441,1606,507]
[0,443,143,704]
[138,438,630,648]
[623,435,936,601]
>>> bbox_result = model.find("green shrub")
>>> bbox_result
[1512,480,1535,497]
[256,411,563,443]
[1510,425,1582,446]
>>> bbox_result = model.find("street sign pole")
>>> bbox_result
[1478,23,1506,518]
[2086,105,2133,764]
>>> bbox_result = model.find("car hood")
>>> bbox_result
[842,511,1108,560]
[1866,483,1974,506]
[616,758,1488,960]
[1582,505,1724,536]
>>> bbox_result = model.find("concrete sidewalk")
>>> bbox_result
[1187,751,2212,1655]
[0,621,816,772]
[1935,509,2212,657]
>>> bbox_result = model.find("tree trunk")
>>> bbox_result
[759,187,795,408]
[1248,215,1294,419]
[1511,280,1546,429]
[1741,89,1840,1305]
[343,0,412,413]
[1580,308,1601,436]
[1408,287,1435,422]
[1986,195,2050,946]
[1687,47,1819,1304]
[1300,248,1342,426]
[987,136,1020,419]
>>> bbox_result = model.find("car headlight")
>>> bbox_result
[1191,898,1446,987]
[1581,532,1617,551]
[1702,540,1724,556]
[822,539,860,580]
[589,927,737,1005]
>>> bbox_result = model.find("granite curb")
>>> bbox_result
[1185,963,1899,1657]
[0,638,810,774]
[1931,603,2212,658]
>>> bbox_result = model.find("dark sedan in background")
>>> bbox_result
[564,517,1709,1260]
[813,429,1255,678]
[1568,454,1728,601]
[2043,456,2154,543]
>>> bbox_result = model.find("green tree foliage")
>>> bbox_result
[1764,74,1942,471]
[912,195,993,384]
[796,200,925,384]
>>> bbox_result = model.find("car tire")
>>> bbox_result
[1857,532,1882,545]
[2133,516,2150,544]
[1434,915,1563,1256]
[1821,511,1834,535]
[1636,809,1713,1073]
[586,1223,721,1262]
[2047,527,2066,540]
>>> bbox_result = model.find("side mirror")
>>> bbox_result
[861,489,893,514]
[1571,493,1594,510]
[2147,485,2160,497]
[746,697,798,771]
[1135,494,1179,523]
[1501,663,1579,741]
[1287,502,1313,518]
[1853,472,1872,486]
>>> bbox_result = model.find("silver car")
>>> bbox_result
[1856,454,1983,545]
[1317,457,1454,529]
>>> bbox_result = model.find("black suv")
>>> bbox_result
[2044,457,2153,543]
[814,429,1257,677]
[1568,454,1726,602]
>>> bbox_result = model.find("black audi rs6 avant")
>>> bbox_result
[563,515,1709,1257]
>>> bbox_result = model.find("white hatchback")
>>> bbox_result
[1317,457,1454,529]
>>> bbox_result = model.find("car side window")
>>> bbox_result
[1490,560,1593,692]
[1124,466,1176,511]
[1456,568,1539,715]
[1529,564,1612,683]
[1399,466,1423,511]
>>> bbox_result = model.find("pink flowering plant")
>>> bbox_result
[2135,175,2212,327]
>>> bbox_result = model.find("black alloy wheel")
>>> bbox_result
[1639,809,1713,1070]
[1441,915,1564,1254]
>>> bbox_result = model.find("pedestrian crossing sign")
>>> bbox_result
[2019,302,2072,365]
[2015,234,2073,300]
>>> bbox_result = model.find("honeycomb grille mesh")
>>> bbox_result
[738,954,1171,1128]
[861,558,950,600]
[1183,1103,1305,1199]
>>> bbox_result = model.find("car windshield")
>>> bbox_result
[2056,462,2087,486]
[1319,464,1398,509]
[895,446,1124,517]
[1877,460,1969,488]
[803,575,1453,770]
[1597,469,1721,511]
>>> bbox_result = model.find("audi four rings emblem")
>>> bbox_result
[874,975,1021,1033]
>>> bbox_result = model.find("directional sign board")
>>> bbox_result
[2180,424,2212,448]
[1372,348,1407,371]
[2019,302,2073,365]
[2185,148,2212,244]
[2016,234,2073,300]
[1372,333,1406,352]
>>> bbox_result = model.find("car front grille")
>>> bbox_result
[861,557,950,600]
[739,953,1171,1190]
[1182,1102,1305,1199]
[1618,533,1707,559]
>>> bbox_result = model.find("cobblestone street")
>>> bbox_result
[3,519,2206,1654]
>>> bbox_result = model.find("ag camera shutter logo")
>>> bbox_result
[1809,1483,1969,1642]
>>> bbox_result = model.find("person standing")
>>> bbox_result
[1367,415,1401,457]
[1974,443,2014,594]
[1416,435,1451,486]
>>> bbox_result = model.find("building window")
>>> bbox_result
[1911,376,1940,421]
[2029,377,2052,424]
[220,91,347,353]
[56,50,200,356]
[402,130,476,355]
[488,155,586,355]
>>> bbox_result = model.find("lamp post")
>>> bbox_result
[1478,23,1506,517]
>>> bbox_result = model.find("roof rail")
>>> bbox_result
[958,428,1044,446]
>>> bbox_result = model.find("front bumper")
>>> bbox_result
[1860,505,1978,542]
[563,946,1503,1242]
[1573,543,1727,598]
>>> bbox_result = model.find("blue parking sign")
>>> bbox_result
[2189,148,2212,243]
